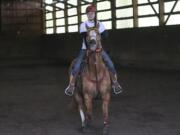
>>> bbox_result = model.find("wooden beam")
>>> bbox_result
[0,0,1,32]
[138,1,158,6]
[165,11,180,15]
[44,3,64,11]
[133,0,138,27]
[64,1,68,33]
[77,0,81,32]
[54,0,77,8]
[147,0,159,18]
[93,0,97,6]
[41,0,45,34]
[116,5,134,9]
[52,3,56,33]
[81,0,91,5]
[159,0,165,26]
[164,0,178,25]
[111,0,116,29]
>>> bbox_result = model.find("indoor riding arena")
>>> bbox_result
[0,0,180,135]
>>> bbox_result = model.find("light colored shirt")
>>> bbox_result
[80,20,106,49]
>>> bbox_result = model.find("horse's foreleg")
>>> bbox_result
[84,94,93,126]
[79,106,85,127]
[102,93,110,135]
[102,93,110,125]
[102,93,110,134]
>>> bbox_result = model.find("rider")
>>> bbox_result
[65,4,123,96]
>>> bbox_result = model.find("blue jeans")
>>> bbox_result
[102,50,116,74]
[71,49,116,76]
[71,49,86,76]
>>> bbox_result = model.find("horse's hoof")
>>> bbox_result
[103,125,109,135]
[80,127,85,133]
[81,125,95,134]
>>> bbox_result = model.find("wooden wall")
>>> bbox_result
[1,0,42,36]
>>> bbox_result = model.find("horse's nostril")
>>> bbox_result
[90,39,96,45]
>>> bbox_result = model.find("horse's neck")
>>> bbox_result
[88,52,104,73]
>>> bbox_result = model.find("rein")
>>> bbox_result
[94,52,99,91]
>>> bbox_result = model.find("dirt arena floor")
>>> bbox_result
[0,61,180,135]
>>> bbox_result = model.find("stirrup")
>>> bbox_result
[112,81,123,95]
[65,84,75,96]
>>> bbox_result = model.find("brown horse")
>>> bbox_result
[72,23,111,135]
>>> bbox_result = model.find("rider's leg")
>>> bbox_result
[65,49,86,96]
[101,50,123,94]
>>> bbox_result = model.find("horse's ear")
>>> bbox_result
[96,22,100,29]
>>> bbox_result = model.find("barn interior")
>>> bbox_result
[0,0,180,135]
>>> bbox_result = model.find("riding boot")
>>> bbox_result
[109,72,123,94]
[65,74,76,96]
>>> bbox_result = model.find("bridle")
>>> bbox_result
[85,23,102,53]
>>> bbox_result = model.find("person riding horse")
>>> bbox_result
[65,4,123,96]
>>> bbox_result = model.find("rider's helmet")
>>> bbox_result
[86,4,96,13]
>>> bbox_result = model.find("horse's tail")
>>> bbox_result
[67,96,78,112]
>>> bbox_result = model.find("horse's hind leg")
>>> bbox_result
[102,93,111,135]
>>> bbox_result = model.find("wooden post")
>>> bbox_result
[159,0,165,26]
[93,0,97,5]
[52,3,56,34]
[64,1,68,33]
[41,0,45,34]
[0,0,2,32]
[133,0,138,27]
[77,0,81,32]
[111,0,116,30]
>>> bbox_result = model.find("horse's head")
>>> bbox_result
[86,23,102,52]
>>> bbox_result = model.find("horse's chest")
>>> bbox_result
[82,73,110,95]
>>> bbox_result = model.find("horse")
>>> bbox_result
[72,23,111,135]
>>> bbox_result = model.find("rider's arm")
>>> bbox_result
[80,22,88,49]
[99,21,108,40]
[101,30,108,40]
[80,32,88,48]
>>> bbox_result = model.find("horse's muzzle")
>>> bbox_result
[89,39,96,45]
